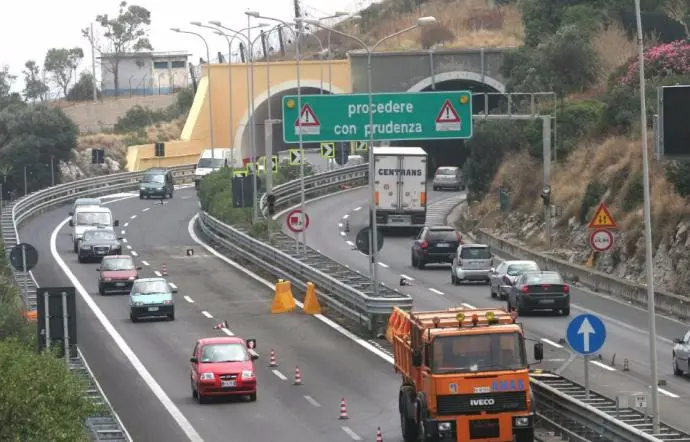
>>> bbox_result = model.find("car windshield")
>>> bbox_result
[200,343,249,363]
[75,198,101,207]
[429,230,457,241]
[76,212,111,226]
[460,247,491,259]
[506,263,539,276]
[83,230,116,241]
[432,333,527,374]
[198,158,225,168]
[436,167,456,176]
[102,257,135,271]
[522,273,563,285]
[142,174,165,184]
[132,280,169,295]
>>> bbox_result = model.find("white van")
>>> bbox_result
[194,148,234,188]
[69,206,120,252]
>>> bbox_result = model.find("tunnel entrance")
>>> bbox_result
[242,87,332,159]
[395,79,502,173]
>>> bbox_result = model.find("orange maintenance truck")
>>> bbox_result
[387,306,543,442]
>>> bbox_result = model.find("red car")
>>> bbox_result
[97,255,141,295]
[190,336,259,403]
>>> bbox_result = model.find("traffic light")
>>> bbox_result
[91,148,105,164]
[154,142,165,157]
[540,185,551,206]
[266,193,276,215]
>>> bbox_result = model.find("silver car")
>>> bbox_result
[488,260,540,300]
[450,244,493,284]
[673,330,690,376]
[432,166,465,191]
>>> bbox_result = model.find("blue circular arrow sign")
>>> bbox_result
[566,313,607,356]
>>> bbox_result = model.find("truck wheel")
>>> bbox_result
[399,388,418,442]
[514,428,534,442]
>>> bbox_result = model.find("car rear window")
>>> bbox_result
[429,230,457,241]
[435,167,457,176]
[523,273,563,285]
[460,247,491,259]
[506,263,539,275]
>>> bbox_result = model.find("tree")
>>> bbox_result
[67,71,101,101]
[83,1,153,96]
[22,61,49,103]
[0,66,22,111]
[664,0,690,37]
[44,48,84,98]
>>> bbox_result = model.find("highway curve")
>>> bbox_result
[293,186,690,433]
[21,188,404,442]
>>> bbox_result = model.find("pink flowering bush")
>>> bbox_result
[618,40,690,86]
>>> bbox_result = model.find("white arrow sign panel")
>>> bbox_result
[577,317,594,352]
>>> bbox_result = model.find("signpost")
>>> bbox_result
[566,313,607,399]
[589,229,614,252]
[587,203,618,254]
[282,91,473,143]
[37,287,77,362]
[286,209,310,252]
[9,243,39,312]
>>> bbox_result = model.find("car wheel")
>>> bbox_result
[99,285,105,296]
[130,312,138,323]
[191,385,198,399]
[411,253,417,268]
[168,312,175,321]
[77,254,83,263]
[673,356,683,376]
[418,259,426,270]
[73,242,78,253]
[248,393,257,402]
[169,191,174,199]
[517,300,528,316]
[561,307,571,316]
[451,272,458,285]
[490,284,496,298]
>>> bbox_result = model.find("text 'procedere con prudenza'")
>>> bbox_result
[334,100,423,137]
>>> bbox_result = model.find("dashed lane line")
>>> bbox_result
[141,260,150,266]
[658,387,680,398]
[272,369,288,381]
[461,303,475,309]
[183,296,194,303]
[121,230,126,235]
[346,240,355,247]
[126,245,132,250]
[400,274,414,281]
[153,270,162,277]
[130,251,138,257]
[130,214,137,219]
[123,222,129,227]
[541,338,563,349]
[168,282,177,290]
[378,262,389,268]
[142,207,150,212]
[342,214,349,219]
[201,310,213,319]
[221,328,234,336]
[122,238,128,243]
[353,206,362,212]
[429,288,444,295]
[590,360,616,372]
[340,231,346,237]
[341,426,362,441]
[304,395,321,407]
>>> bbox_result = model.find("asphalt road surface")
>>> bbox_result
[21,188,404,442]
[289,186,690,433]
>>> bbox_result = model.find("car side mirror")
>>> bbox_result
[190,357,198,363]
[136,266,142,270]
[69,211,74,216]
[113,220,120,227]
[674,338,684,344]
[68,220,74,227]
[534,342,544,361]
[412,350,422,367]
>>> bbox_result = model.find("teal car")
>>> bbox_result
[129,277,177,322]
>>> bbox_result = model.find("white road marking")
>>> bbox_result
[124,222,129,227]
[658,387,680,398]
[183,296,194,303]
[168,282,177,290]
[126,245,132,250]
[130,214,137,219]
[429,288,444,295]
[50,216,204,442]
[378,262,389,268]
[346,240,355,247]
[221,328,234,336]
[400,274,414,281]
[122,238,128,243]
[131,251,138,257]
[121,230,126,235]
[142,207,150,212]
[201,310,213,318]
[342,214,349,219]
[153,270,162,277]
[353,206,362,211]
[272,369,287,381]
[589,360,616,372]
[341,426,362,441]
[141,260,150,266]
[461,303,475,309]
[340,231,346,236]
[541,338,563,349]
[338,223,343,228]
[304,395,321,407]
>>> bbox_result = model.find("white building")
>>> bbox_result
[98,51,191,96]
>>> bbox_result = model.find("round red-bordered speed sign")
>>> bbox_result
[589,229,614,252]
[286,209,310,233]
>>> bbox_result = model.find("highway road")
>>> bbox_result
[20,187,405,442]
[291,186,690,432]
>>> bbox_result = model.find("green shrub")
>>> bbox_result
[580,179,604,224]
[665,161,690,197]
[556,99,605,159]
[622,172,644,212]
[113,105,168,133]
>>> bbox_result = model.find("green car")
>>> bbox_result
[139,168,175,199]
[129,277,177,322]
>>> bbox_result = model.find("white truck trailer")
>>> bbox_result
[373,146,428,230]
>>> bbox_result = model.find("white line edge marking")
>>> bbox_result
[272,369,287,381]
[142,207,150,212]
[658,387,680,398]
[141,260,150,266]
[400,274,414,281]
[304,395,321,407]
[183,295,194,303]
[201,310,213,319]
[589,360,616,372]
[154,270,162,277]
[130,215,137,219]
[341,426,362,441]
[50,217,204,442]
[378,262,389,268]
[429,288,444,295]
[461,303,475,309]
[130,251,138,256]
[541,338,563,349]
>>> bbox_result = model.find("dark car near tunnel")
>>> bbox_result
[77,229,123,263]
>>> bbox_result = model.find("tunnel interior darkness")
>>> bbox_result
[242,87,331,159]
[394,79,501,173]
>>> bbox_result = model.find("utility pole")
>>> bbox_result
[90,23,97,102]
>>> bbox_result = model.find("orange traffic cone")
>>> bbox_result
[293,366,302,385]
[376,427,383,442]
[161,263,168,276]
[268,349,278,367]
[338,397,349,419]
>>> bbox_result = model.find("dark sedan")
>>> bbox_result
[411,226,461,269]
[507,271,570,316]
[77,229,123,263]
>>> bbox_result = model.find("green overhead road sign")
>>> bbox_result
[282,91,473,143]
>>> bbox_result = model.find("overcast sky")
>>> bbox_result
[1,0,366,94]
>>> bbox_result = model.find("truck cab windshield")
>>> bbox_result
[76,212,111,226]
[431,333,527,374]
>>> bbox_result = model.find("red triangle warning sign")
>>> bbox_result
[294,104,321,136]
[435,100,461,131]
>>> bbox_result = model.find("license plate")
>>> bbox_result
[389,215,410,224]
[221,380,236,388]
[436,243,449,247]
[97,250,106,254]
[148,306,159,312]
[539,299,555,304]
[115,282,125,287]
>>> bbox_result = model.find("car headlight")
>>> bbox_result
[200,372,215,381]
[513,417,530,427]
[128,276,135,280]
[241,370,254,380]
[134,301,143,306]
[437,422,452,431]
[103,278,112,282]
[80,245,90,249]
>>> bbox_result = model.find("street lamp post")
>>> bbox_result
[297,16,437,294]
[171,27,215,158]
[634,0,660,431]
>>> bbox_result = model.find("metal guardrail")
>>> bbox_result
[1,166,194,441]
[531,372,690,442]
[473,229,690,321]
